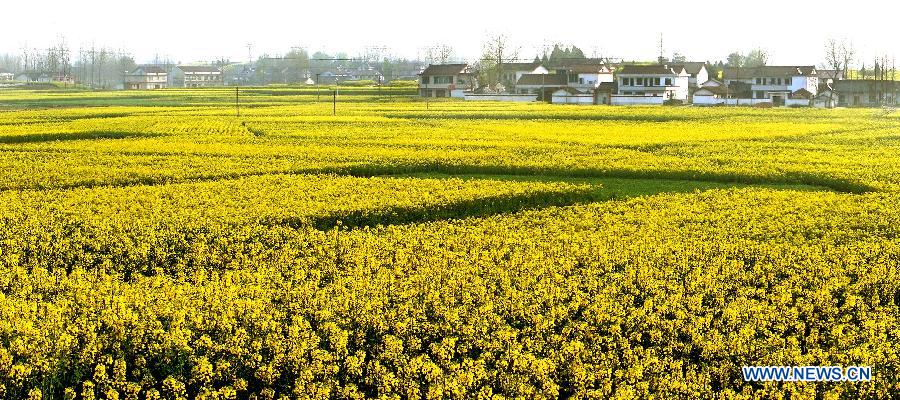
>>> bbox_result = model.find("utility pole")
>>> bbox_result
[333,89,336,115]
[236,86,240,117]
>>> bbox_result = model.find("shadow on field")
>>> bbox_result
[0,131,163,144]
[264,175,824,231]
[268,188,601,230]
[318,163,876,194]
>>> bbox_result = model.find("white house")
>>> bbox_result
[669,62,709,88]
[515,73,568,96]
[125,66,168,90]
[499,62,548,90]
[550,87,593,105]
[0,69,13,81]
[418,63,478,98]
[614,64,690,104]
[564,64,614,92]
[177,65,224,88]
[723,66,818,106]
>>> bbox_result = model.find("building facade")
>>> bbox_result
[833,80,899,107]
[616,65,690,101]
[418,64,477,98]
[178,65,224,88]
[724,66,818,105]
[125,66,168,90]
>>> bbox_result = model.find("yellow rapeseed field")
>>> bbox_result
[0,87,898,399]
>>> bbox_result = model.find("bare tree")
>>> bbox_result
[823,39,854,107]
[480,33,520,91]
[425,44,454,65]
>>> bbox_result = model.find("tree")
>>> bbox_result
[744,49,768,68]
[545,44,586,66]
[425,44,454,65]
[823,38,855,107]
[480,33,519,90]
[671,52,687,63]
[726,52,744,67]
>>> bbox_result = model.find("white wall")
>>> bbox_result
[464,94,538,102]
[611,96,665,105]
[551,94,594,105]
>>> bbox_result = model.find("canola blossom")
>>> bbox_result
[0,88,898,399]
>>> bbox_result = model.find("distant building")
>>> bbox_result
[178,65,223,88]
[14,71,50,83]
[833,80,899,107]
[817,69,844,85]
[499,62,549,90]
[0,68,13,81]
[594,82,617,105]
[669,62,710,88]
[723,66,818,105]
[564,64,614,93]
[514,73,567,97]
[615,64,690,103]
[418,64,477,98]
[125,66,168,90]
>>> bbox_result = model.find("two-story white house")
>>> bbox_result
[418,64,477,98]
[564,64,614,92]
[0,69,14,82]
[125,66,168,90]
[723,66,818,105]
[615,64,690,102]
[178,65,224,88]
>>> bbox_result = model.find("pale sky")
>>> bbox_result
[2,0,897,66]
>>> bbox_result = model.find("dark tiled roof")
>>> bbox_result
[178,65,222,73]
[791,88,813,99]
[724,66,816,79]
[132,66,167,74]
[595,82,617,92]
[817,69,844,80]
[420,64,471,76]
[499,62,542,71]
[833,79,898,91]
[696,86,728,96]
[567,64,611,74]
[619,65,680,75]
[516,73,567,86]
[669,62,707,75]
[553,87,584,95]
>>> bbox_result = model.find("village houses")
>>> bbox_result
[723,66,818,106]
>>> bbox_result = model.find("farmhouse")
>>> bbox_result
[669,62,710,88]
[515,73,568,97]
[178,65,223,88]
[419,63,477,98]
[832,80,899,107]
[563,64,614,93]
[0,68,13,81]
[724,66,818,106]
[125,66,168,90]
[498,62,548,90]
[614,65,690,104]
